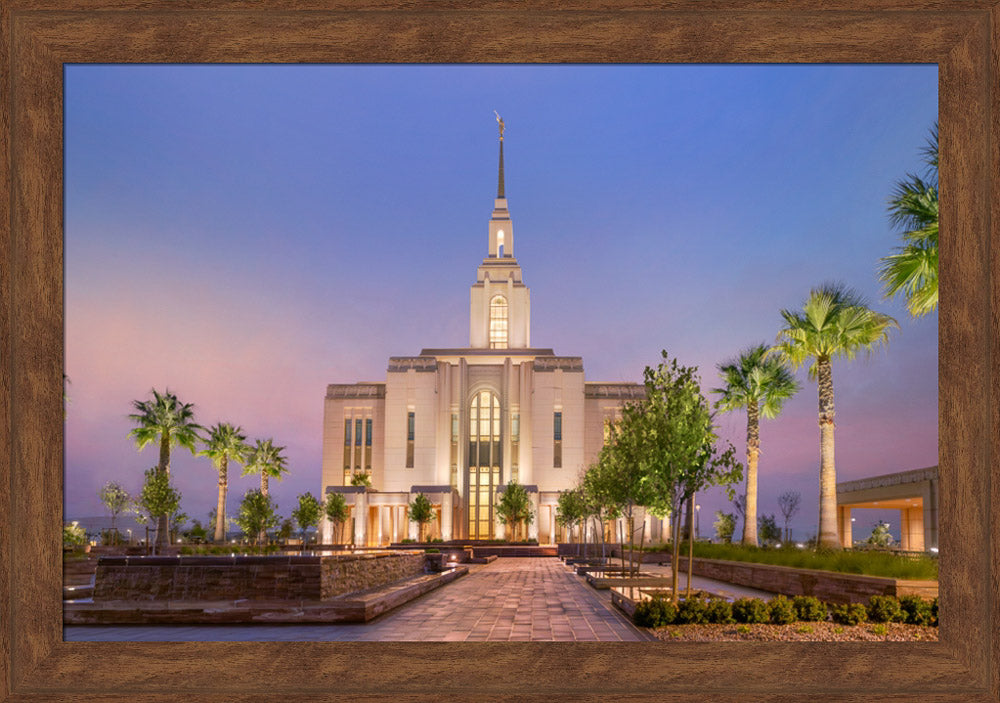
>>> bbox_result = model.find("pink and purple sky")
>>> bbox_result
[65,64,938,541]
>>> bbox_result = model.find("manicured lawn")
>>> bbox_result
[642,542,938,580]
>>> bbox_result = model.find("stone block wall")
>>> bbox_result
[320,553,425,598]
[93,552,426,602]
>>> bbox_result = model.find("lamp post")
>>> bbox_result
[695,504,701,540]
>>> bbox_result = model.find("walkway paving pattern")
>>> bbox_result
[65,557,653,642]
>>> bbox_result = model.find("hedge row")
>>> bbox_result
[633,594,938,628]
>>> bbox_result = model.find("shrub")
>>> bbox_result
[870,623,888,636]
[633,597,677,628]
[898,595,934,626]
[867,595,904,623]
[831,603,867,626]
[704,599,735,624]
[424,548,440,553]
[675,597,709,624]
[768,595,797,625]
[931,597,938,626]
[732,598,770,624]
[736,624,751,634]
[63,522,87,548]
[792,595,828,622]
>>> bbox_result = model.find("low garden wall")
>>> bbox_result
[93,551,426,602]
[647,554,937,604]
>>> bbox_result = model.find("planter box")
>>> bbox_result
[669,555,937,605]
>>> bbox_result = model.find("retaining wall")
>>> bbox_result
[607,549,937,604]
[93,552,426,602]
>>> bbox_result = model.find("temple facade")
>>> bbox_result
[319,122,649,545]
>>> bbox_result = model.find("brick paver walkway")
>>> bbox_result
[64,557,652,642]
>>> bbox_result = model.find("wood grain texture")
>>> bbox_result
[1,2,997,701]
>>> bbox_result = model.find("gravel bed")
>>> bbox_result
[649,621,938,642]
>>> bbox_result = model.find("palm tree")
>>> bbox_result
[878,124,938,317]
[713,343,799,547]
[771,284,897,550]
[128,388,203,548]
[242,438,288,497]
[198,423,249,542]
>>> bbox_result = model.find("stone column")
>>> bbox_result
[442,491,453,541]
[837,506,852,548]
[529,491,540,541]
[408,494,418,541]
[354,492,368,547]
[377,504,384,546]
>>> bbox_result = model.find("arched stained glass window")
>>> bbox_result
[489,295,508,349]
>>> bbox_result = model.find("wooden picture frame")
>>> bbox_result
[2,2,997,700]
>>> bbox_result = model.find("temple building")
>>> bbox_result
[319,120,647,545]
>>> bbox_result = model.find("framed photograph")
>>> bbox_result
[3,2,997,701]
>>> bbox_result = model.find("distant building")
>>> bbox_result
[319,124,651,545]
[836,465,939,551]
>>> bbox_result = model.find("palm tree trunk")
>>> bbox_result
[259,474,269,544]
[742,402,760,547]
[817,359,841,550]
[215,458,228,542]
[157,434,170,549]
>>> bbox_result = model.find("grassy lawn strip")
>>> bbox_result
[640,542,938,580]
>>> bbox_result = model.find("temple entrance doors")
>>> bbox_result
[467,389,501,540]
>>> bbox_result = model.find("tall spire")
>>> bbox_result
[494,110,505,198]
[498,139,505,198]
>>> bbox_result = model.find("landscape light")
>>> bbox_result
[930,547,939,553]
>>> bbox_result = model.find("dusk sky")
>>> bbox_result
[65,64,938,542]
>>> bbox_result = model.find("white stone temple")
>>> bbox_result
[319,120,649,545]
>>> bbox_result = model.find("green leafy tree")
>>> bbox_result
[136,467,182,554]
[242,438,289,497]
[772,284,897,550]
[63,521,87,549]
[713,511,736,543]
[235,489,279,546]
[169,511,188,544]
[555,487,587,550]
[757,513,781,545]
[867,520,894,548]
[581,462,619,561]
[594,405,664,573]
[408,493,435,542]
[128,388,202,549]
[277,517,295,542]
[878,124,938,317]
[638,351,742,601]
[198,422,249,542]
[495,480,534,542]
[292,492,322,548]
[324,493,350,544]
[184,520,208,544]
[714,343,799,546]
[97,481,131,545]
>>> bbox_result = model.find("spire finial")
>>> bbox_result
[494,111,505,198]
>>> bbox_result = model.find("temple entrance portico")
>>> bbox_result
[835,466,939,551]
